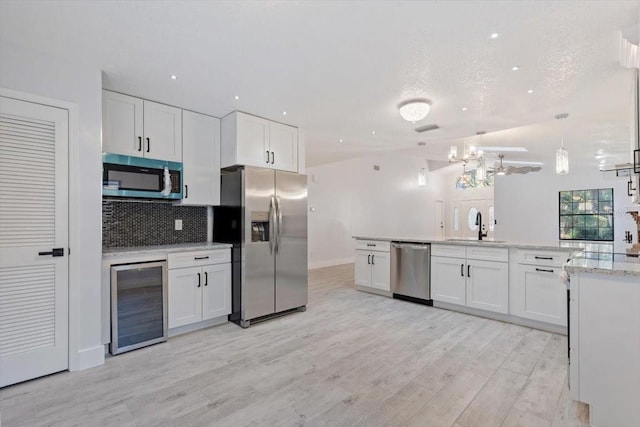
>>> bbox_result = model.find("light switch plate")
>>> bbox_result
[175,219,183,231]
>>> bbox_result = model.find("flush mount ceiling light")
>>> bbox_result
[555,113,569,175]
[170,75,177,80]
[398,98,431,122]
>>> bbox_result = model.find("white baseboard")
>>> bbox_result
[73,345,105,371]
[309,257,354,270]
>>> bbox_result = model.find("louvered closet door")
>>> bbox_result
[0,96,69,387]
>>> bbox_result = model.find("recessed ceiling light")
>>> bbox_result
[371,131,376,135]
[339,139,343,143]
[170,75,177,80]
[512,66,519,71]
[234,95,239,100]
[490,32,499,39]
[282,111,287,115]
[462,107,468,111]
[527,89,534,94]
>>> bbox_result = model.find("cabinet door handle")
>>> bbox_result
[266,150,270,164]
[271,151,275,164]
[194,256,210,260]
[371,254,375,265]
[138,136,142,151]
[204,272,208,286]
[467,264,471,278]
[536,268,554,273]
[367,254,371,265]
[197,272,201,287]
[534,256,553,260]
[146,137,150,153]
[460,264,464,277]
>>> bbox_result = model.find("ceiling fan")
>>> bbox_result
[488,154,542,176]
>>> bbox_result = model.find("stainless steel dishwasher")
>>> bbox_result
[391,242,432,305]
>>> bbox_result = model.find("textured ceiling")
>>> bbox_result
[1,0,639,168]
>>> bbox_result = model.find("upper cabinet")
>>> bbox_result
[180,111,220,206]
[102,90,182,162]
[221,111,298,172]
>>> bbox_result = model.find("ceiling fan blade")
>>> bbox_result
[508,166,542,174]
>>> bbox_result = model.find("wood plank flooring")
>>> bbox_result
[0,264,589,427]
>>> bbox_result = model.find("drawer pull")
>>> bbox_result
[534,256,553,260]
[366,243,376,247]
[536,268,554,273]
[194,256,210,260]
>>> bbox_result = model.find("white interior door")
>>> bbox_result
[0,96,69,387]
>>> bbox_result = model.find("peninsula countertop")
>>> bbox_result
[353,236,639,277]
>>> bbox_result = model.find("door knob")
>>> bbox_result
[39,248,64,257]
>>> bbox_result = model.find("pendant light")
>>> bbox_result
[555,113,569,175]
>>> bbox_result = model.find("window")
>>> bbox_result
[559,188,613,241]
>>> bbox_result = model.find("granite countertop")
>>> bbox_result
[563,252,640,277]
[103,242,232,258]
[353,235,639,277]
[352,235,616,252]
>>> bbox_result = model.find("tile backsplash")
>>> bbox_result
[102,200,208,248]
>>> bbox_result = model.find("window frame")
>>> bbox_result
[558,188,614,242]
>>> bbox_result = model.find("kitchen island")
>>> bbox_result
[564,253,640,427]
[354,236,640,426]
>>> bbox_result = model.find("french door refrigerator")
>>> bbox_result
[213,166,307,327]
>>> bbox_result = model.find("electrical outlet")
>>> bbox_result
[175,219,183,231]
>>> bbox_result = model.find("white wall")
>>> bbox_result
[494,161,636,243]
[1,43,104,369]
[307,153,445,269]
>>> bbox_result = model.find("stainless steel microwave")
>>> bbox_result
[102,153,182,199]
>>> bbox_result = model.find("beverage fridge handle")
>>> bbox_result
[275,195,283,254]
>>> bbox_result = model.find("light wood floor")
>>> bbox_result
[0,264,588,427]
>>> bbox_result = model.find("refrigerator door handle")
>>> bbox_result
[275,196,283,254]
[269,195,276,254]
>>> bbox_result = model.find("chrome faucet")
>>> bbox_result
[475,212,488,241]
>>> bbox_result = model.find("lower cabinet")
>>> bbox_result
[168,250,231,329]
[354,240,391,293]
[431,244,509,314]
[466,259,509,313]
[510,249,570,327]
[430,256,466,305]
[355,249,390,291]
[512,263,567,326]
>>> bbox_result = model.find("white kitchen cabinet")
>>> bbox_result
[354,240,391,293]
[168,266,202,328]
[221,111,298,172]
[510,249,570,326]
[431,256,466,305]
[167,250,231,329]
[466,259,509,313]
[143,100,182,162]
[102,90,182,162]
[430,244,508,314]
[102,90,144,157]
[180,110,220,206]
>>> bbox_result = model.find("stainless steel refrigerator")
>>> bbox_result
[213,166,308,327]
